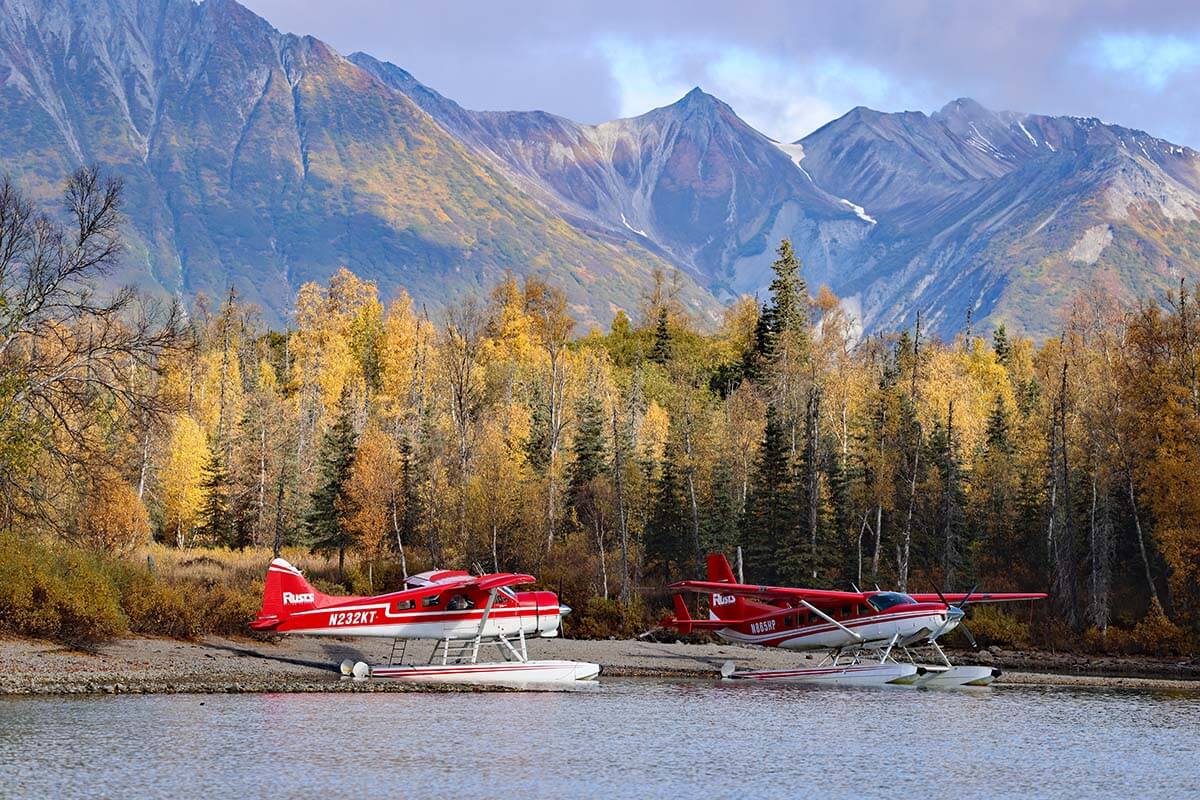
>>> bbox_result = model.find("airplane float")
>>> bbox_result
[251,558,600,685]
[665,553,1046,687]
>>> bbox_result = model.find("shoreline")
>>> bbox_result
[1,635,1197,695]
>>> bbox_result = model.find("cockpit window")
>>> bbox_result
[446,594,474,611]
[867,592,915,612]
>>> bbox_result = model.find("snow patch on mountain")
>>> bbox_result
[620,213,647,237]
[838,198,876,225]
[1017,120,1038,147]
[774,141,814,181]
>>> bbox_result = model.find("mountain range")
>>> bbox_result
[3,0,1200,336]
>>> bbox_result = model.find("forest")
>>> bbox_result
[0,170,1197,651]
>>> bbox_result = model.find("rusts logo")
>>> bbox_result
[712,593,737,606]
[283,591,315,605]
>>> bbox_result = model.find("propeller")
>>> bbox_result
[958,620,978,649]
[952,584,980,648]
[930,583,979,648]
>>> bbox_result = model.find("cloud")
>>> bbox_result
[1087,32,1200,91]
[596,36,926,140]
[238,0,1200,148]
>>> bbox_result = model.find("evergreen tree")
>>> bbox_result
[744,301,774,385]
[650,306,672,365]
[197,450,234,547]
[985,393,1012,454]
[703,459,741,556]
[782,392,825,585]
[992,324,1012,366]
[397,433,422,563]
[305,405,358,577]
[524,383,552,473]
[645,444,688,582]
[766,239,808,339]
[740,405,797,584]
[928,409,967,588]
[825,438,856,583]
[568,393,607,511]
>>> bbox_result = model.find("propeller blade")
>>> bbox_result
[957,584,979,609]
[934,586,950,607]
[959,622,978,649]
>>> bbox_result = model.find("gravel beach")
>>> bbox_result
[1,635,1196,694]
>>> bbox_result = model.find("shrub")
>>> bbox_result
[195,581,262,637]
[0,534,126,646]
[954,604,1030,648]
[75,471,151,555]
[116,569,200,639]
[568,596,648,639]
[1129,608,1189,655]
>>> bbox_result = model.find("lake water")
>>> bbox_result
[1,679,1198,799]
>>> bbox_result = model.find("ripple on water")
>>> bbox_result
[1,679,1198,799]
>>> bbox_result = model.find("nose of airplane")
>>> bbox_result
[560,604,572,617]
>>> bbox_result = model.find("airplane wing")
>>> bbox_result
[909,592,1047,604]
[373,573,536,606]
[475,573,536,592]
[671,580,866,604]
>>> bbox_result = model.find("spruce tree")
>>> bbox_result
[568,392,607,511]
[740,405,796,584]
[992,324,1012,367]
[197,450,234,547]
[929,409,967,589]
[568,391,609,522]
[305,405,358,578]
[646,444,688,582]
[650,306,672,365]
[745,301,773,385]
[703,459,741,556]
[767,239,808,339]
[525,383,552,473]
[985,393,1012,454]
[397,434,422,557]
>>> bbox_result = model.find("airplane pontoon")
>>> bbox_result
[665,554,1046,687]
[251,558,599,685]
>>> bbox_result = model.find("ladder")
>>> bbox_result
[387,637,408,666]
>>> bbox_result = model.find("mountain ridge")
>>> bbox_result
[3,0,1200,336]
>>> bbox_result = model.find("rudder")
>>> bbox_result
[252,558,321,630]
[704,553,745,621]
[706,553,737,583]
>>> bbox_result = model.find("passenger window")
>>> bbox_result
[422,595,440,608]
[395,600,414,611]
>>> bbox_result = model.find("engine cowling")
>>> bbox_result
[533,590,564,637]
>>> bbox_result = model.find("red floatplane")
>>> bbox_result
[665,554,1045,687]
[251,558,599,685]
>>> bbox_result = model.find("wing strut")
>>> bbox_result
[469,589,499,663]
[800,600,863,641]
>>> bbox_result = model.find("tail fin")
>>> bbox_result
[706,553,737,583]
[705,552,746,621]
[251,558,323,630]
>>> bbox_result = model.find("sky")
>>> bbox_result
[241,0,1200,147]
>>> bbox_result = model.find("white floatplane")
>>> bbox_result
[666,553,1044,688]
[252,558,600,686]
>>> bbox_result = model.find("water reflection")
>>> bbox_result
[1,680,1197,799]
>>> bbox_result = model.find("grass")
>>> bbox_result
[0,536,350,647]
[2,534,1194,654]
